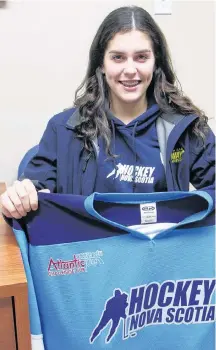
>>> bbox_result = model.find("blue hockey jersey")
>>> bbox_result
[12,191,215,350]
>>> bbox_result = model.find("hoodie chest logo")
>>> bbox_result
[171,148,185,163]
[107,163,155,184]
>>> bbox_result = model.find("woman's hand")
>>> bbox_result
[0,179,50,219]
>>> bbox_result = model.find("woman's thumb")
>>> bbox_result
[38,189,51,193]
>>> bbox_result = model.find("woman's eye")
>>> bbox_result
[112,55,124,62]
[111,54,148,62]
[136,55,147,62]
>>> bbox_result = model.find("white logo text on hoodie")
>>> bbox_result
[107,163,155,184]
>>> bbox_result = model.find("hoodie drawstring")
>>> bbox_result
[132,122,138,193]
[110,120,118,192]
[110,119,116,155]
[111,119,139,193]
[82,152,92,172]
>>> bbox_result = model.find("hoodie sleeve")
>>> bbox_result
[19,118,57,192]
[189,126,215,202]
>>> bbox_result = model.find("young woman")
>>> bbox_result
[1,5,215,219]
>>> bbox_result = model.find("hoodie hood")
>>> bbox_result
[107,104,160,133]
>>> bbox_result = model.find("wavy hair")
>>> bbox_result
[74,6,208,152]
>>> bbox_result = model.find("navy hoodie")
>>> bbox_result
[94,104,167,193]
[20,105,215,203]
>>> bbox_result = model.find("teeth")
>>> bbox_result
[121,81,140,87]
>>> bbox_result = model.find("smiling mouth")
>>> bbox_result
[119,80,141,87]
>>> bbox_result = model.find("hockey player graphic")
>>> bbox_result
[90,289,128,343]
[106,163,124,179]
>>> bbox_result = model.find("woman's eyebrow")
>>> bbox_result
[108,49,152,54]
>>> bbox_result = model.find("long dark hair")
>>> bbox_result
[74,5,208,152]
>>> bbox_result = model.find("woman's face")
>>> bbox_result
[103,30,155,107]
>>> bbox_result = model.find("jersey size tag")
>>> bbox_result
[140,203,157,224]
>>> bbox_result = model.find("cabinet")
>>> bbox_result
[0,182,31,350]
